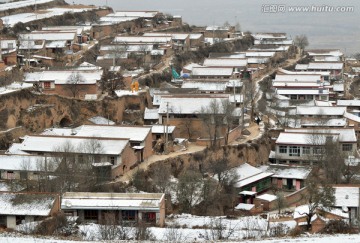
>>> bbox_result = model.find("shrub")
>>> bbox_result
[321,220,353,234]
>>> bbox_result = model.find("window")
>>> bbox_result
[302,146,311,155]
[279,146,287,154]
[142,212,156,223]
[6,171,14,179]
[289,146,300,157]
[43,82,51,89]
[0,215,6,227]
[313,147,324,155]
[20,171,27,180]
[109,156,116,165]
[84,210,98,220]
[342,144,353,152]
[122,210,136,221]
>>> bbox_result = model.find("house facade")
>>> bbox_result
[61,192,165,227]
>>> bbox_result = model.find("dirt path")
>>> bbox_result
[114,143,206,183]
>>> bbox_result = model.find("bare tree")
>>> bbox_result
[110,44,129,66]
[66,72,85,98]
[242,79,257,126]
[151,164,171,193]
[300,171,335,230]
[100,69,125,96]
[294,34,309,55]
[221,99,236,145]
[176,170,203,213]
[275,192,287,214]
[199,99,225,149]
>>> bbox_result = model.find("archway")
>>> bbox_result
[59,116,72,127]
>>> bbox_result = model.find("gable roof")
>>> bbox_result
[203,58,247,67]
[231,163,273,188]
[191,67,233,76]
[262,164,312,180]
[333,186,360,208]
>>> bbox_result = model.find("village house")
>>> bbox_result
[204,25,236,39]
[295,62,344,79]
[157,94,240,142]
[23,68,103,99]
[181,79,242,94]
[10,135,138,178]
[234,163,274,203]
[0,154,58,181]
[143,32,191,52]
[306,49,344,62]
[261,164,312,191]
[191,67,235,79]
[294,106,347,128]
[61,192,165,227]
[0,192,60,229]
[294,204,349,233]
[343,112,360,139]
[0,37,17,65]
[276,68,331,81]
[337,100,360,115]
[332,185,360,225]
[19,31,78,58]
[274,128,357,165]
[41,25,93,46]
[203,58,248,74]
[42,125,153,162]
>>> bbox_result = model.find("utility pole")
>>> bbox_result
[165,102,169,154]
[27,37,30,69]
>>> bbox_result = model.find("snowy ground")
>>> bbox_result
[2,7,96,27]
[0,82,33,95]
[1,233,360,243]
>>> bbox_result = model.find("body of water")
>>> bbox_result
[68,0,360,55]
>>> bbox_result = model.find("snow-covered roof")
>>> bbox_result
[88,116,115,125]
[274,74,322,82]
[281,128,356,143]
[24,70,103,85]
[2,7,96,27]
[113,36,171,44]
[61,192,164,211]
[192,67,233,76]
[333,83,344,92]
[276,132,339,145]
[294,204,348,220]
[254,39,293,45]
[247,57,269,64]
[296,106,346,116]
[333,186,360,208]
[206,26,231,31]
[18,39,45,50]
[19,32,76,41]
[344,112,360,123]
[249,46,289,52]
[110,11,159,18]
[0,155,58,172]
[262,165,312,180]
[0,192,58,216]
[183,63,203,71]
[295,64,310,70]
[272,82,329,88]
[158,95,230,114]
[276,88,329,95]
[203,58,247,67]
[45,40,67,48]
[181,80,228,92]
[143,32,189,40]
[300,118,347,127]
[100,44,153,52]
[245,51,275,57]
[189,33,203,39]
[0,82,33,96]
[337,100,360,107]
[307,62,344,70]
[19,135,130,155]
[0,0,53,12]
[277,68,330,76]
[48,125,151,142]
[314,56,341,62]
[256,194,277,202]
[144,108,159,120]
[232,163,273,188]
[252,33,287,40]
[307,49,343,57]
[150,125,176,134]
[235,203,255,211]
[42,26,90,35]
